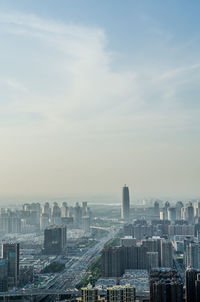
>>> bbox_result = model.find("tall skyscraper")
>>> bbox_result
[2,243,19,289]
[121,185,130,221]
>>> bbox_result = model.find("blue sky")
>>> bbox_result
[0,1,200,200]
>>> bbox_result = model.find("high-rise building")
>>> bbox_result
[185,267,200,302]
[42,202,51,216]
[43,225,67,255]
[102,246,125,277]
[2,243,19,289]
[167,207,176,222]
[124,246,148,270]
[150,268,183,302]
[154,201,160,218]
[40,213,49,230]
[61,202,68,217]
[183,202,194,224]
[0,212,21,234]
[74,202,82,227]
[82,216,90,233]
[161,240,173,268]
[163,201,170,219]
[102,245,148,277]
[185,242,200,269]
[107,285,136,302]
[142,237,161,266]
[121,185,130,221]
[175,201,183,220]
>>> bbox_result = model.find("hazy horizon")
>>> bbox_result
[0,1,200,199]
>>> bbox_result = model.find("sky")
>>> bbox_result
[0,0,200,201]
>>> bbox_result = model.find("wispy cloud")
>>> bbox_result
[0,11,200,140]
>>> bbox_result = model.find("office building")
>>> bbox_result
[2,243,19,289]
[121,185,130,221]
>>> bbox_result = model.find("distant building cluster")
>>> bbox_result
[0,201,92,234]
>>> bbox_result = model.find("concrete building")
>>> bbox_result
[175,201,183,220]
[102,246,125,277]
[121,236,136,247]
[186,267,200,302]
[78,285,105,302]
[183,202,194,224]
[107,285,136,302]
[43,225,67,255]
[167,207,176,222]
[185,242,200,269]
[150,268,183,302]
[147,252,159,271]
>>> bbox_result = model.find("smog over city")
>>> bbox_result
[0,1,199,302]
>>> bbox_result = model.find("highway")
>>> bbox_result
[40,227,120,301]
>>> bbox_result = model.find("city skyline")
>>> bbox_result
[0,1,200,199]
